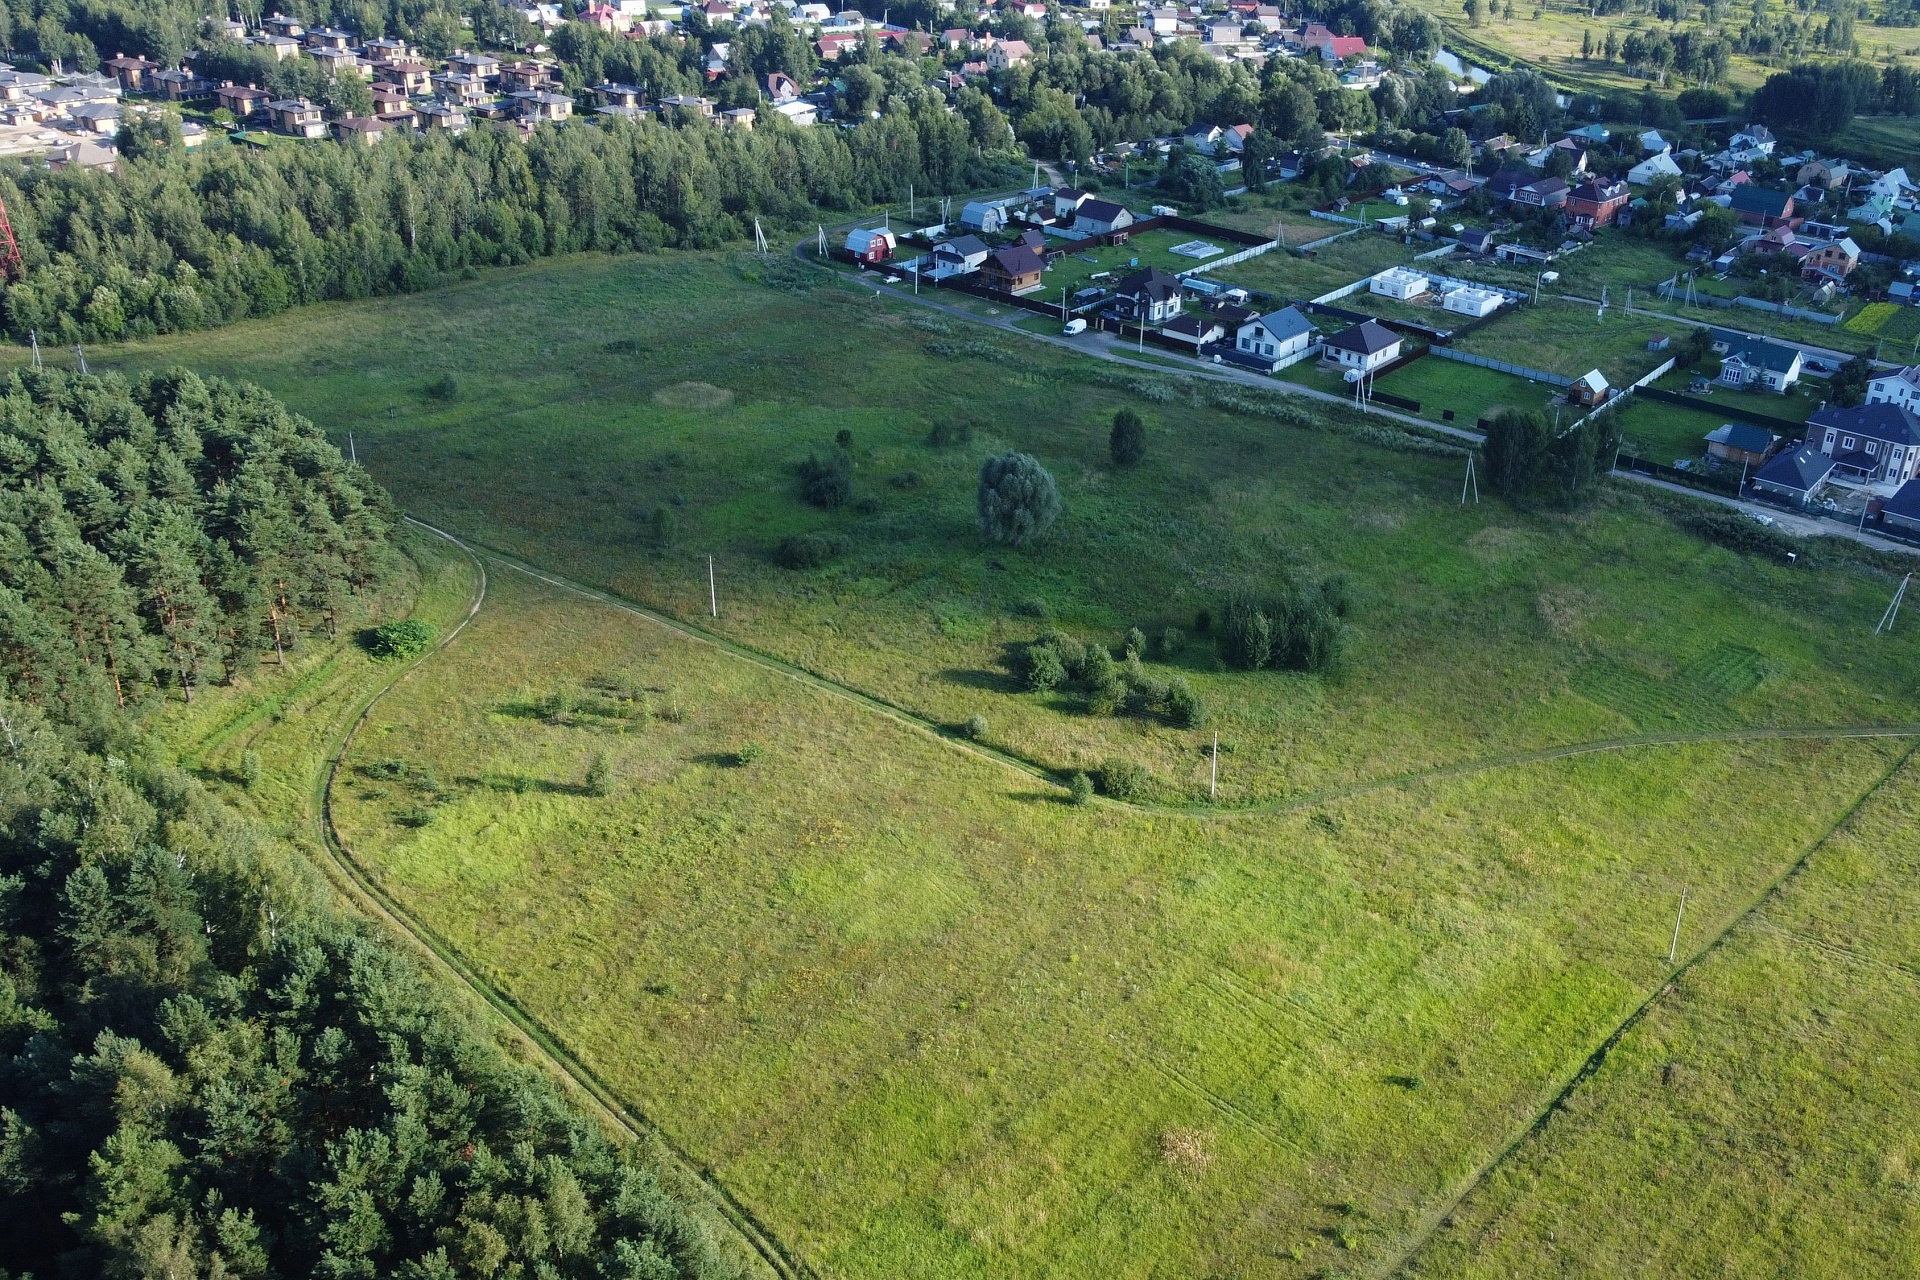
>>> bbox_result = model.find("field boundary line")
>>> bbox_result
[421,533,1920,820]
[309,516,809,1280]
[1377,741,1920,1279]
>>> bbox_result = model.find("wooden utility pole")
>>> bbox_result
[708,556,718,618]
[1668,887,1688,963]
[1210,732,1218,800]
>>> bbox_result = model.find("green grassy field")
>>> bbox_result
[1214,232,1425,303]
[61,246,1920,1278]
[1374,354,1556,427]
[1450,300,1676,387]
[1038,226,1202,298]
[1610,396,1753,466]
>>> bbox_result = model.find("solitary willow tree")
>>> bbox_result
[977,452,1062,547]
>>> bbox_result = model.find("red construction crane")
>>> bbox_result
[0,195,24,282]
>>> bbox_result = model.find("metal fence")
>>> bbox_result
[1427,346,1572,386]
[1614,453,1741,495]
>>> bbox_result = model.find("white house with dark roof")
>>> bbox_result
[1715,333,1803,392]
[1320,319,1401,372]
[1866,365,1920,410]
[1109,267,1183,324]
[1882,476,1920,533]
[1072,198,1135,236]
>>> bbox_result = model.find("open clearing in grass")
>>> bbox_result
[1610,395,1753,467]
[334,558,1911,1280]
[1406,749,1920,1278]
[1450,300,1677,387]
[73,249,1920,808]
[1033,226,1202,299]
[1215,232,1425,302]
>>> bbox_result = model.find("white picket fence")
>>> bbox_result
[1177,238,1281,279]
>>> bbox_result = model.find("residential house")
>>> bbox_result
[1147,6,1178,33]
[981,241,1046,293]
[265,97,326,137]
[1798,158,1850,189]
[657,93,714,117]
[307,46,359,75]
[414,100,469,133]
[153,68,213,100]
[1881,477,1920,533]
[1626,150,1681,186]
[720,106,756,128]
[1567,178,1629,230]
[1182,122,1223,154]
[764,71,798,100]
[215,82,271,118]
[1638,128,1668,154]
[1203,21,1241,45]
[68,102,120,134]
[1726,123,1774,160]
[0,71,50,105]
[1807,402,1920,485]
[1051,187,1090,221]
[512,90,574,121]
[1110,267,1184,324]
[844,227,895,263]
[930,234,990,278]
[361,37,415,60]
[579,2,630,29]
[1867,365,1920,409]
[1218,123,1253,154]
[1072,198,1135,236]
[815,32,861,59]
[1370,267,1427,301]
[593,82,645,109]
[432,73,492,106]
[254,34,302,59]
[305,25,355,49]
[445,51,502,80]
[499,61,559,93]
[1565,123,1609,146]
[1233,305,1315,370]
[261,12,304,38]
[371,83,410,114]
[1704,423,1777,466]
[330,114,389,145]
[1568,369,1610,407]
[1456,227,1494,256]
[1442,285,1503,317]
[1161,313,1226,348]
[1494,242,1554,266]
[1511,176,1570,210]
[1321,319,1401,373]
[985,39,1031,69]
[960,199,1007,234]
[1716,334,1803,392]
[103,54,158,93]
[373,60,432,93]
[1801,236,1860,284]
[773,98,816,126]
[942,27,972,49]
[1752,443,1835,505]
[1730,185,1796,229]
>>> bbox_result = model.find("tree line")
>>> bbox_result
[1,107,1017,343]
[0,366,731,1280]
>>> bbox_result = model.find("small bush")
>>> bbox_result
[798,448,853,508]
[423,373,459,402]
[928,419,974,448]
[1110,408,1147,467]
[1165,676,1206,728]
[854,494,882,515]
[731,742,763,766]
[396,805,436,828]
[585,752,613,797]
[238,750,262,791]
[888,470,923,489]
[1124,626,1149,660]
[1015,597,1051,620]
[1157,626,1183,658]
[1068,771,1094,805]
[1097,757,1151,801]
[360,758,409,782]
[835,428,853,449]
[363,619,436,661]
[1025,644,1068,692]
[963,714,988,740]
[774,532,841,569]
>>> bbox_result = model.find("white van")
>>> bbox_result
[1063,318,1088,335]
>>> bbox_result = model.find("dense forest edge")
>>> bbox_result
[0,367,735,1280]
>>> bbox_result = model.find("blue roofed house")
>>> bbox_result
[1715,333,1803,392]
[1882,477,1920,533]
[1751,443,1835,505]
[1806,402,1920,487]
[1704,422,1777,466]
[1233,305,1316,371]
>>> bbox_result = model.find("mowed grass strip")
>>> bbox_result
[71,250,1920,808]
[1405,752,1920,1279]
[333,563,1909,1280]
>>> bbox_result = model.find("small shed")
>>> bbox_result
[1568,369,1611,407]
[1704,423,1776,466]
[1648,334,1671,352]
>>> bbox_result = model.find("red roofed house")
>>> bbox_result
[985,39,1032,69]
[1566,178,1629,230]
[1293,24,1366,62]
[579,3,628,30]
[817,32,861,59]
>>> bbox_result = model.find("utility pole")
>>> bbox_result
[754,218,768,254]
[73,345,86,374]
[1210,732,1218,800]
[348,432,357,464]
[1668,886,1688,963]
[708,557,717,618]
[1461,452,1479,503]
[1877,572,1911,634]
[1061,285,1067,321]
[28,330,38,369]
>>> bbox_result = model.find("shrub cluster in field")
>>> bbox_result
[1218,577,1351,674]
[363,618,437,660]
[1022,626,1205,727]
[357,756,452,827]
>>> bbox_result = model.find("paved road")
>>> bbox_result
[1612,469,1918,555]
